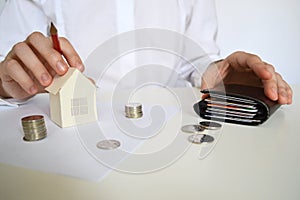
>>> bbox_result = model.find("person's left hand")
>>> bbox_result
[201,51,293,104]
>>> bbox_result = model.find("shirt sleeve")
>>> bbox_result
[180,0,222,87]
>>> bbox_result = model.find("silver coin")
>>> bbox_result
[96,139,121,150]
[188,134,214,144]
[126,114,143,118]
[199,121,222,130]
[125,102,142,108]
[181,125,204,133]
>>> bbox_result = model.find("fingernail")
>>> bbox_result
[29,86,38,94]
[41,73,50,84]
[75,61,84,72]
[57,60,66,73]
[272,88,278,100]
[76,64,84,72]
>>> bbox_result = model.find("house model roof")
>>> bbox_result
[45,68,93,95]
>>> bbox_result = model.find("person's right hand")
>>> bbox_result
[0,31,84,99]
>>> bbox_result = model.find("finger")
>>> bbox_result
[3,59,38,95]
[276,73,293,104]
[59,37,84,72]
[200,61,228,90]
[228,52,293,103]
[43,60,57,77]
[26,32,68,75]
[287,84,293,104]
[262,72,278,101]
[1,80,33,100]
[200,69,217,90]
[12,42,52,86]
[248,62,274,81]
[261,71,293,104]
[87,77,96,85]
[227,51,273,80]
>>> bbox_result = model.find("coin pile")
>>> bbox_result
[181,121,222,145]
[21,115,47,141]
[181,121,222,134]
[125,103,143,118]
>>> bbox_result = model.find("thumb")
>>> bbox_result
[201,62,225,90]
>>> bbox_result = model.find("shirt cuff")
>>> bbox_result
[0,97,32,107]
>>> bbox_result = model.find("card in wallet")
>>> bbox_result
[193,84,281,125]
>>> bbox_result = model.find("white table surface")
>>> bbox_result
[0,85,299,200]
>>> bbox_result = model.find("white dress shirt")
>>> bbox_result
[0,0,221,88]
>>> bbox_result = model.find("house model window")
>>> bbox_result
[71,97,89,116]
[45,68,98,128]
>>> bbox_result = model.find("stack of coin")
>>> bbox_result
[125,103,143,118]
[21,115,47,141]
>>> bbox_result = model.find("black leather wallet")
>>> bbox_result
[193,84,281,125]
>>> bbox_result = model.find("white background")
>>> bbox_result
[0,0,4,14]
[216,0,300,84]
[0,0,299,83]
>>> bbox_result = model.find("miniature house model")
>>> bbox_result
[45,68,97,128]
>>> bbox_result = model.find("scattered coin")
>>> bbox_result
[199,121,222,130]
[21,115,47,141]
[125,103,143,118]
[96,139,121,150]
[181,125,204,133]
[188,134,214,144]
